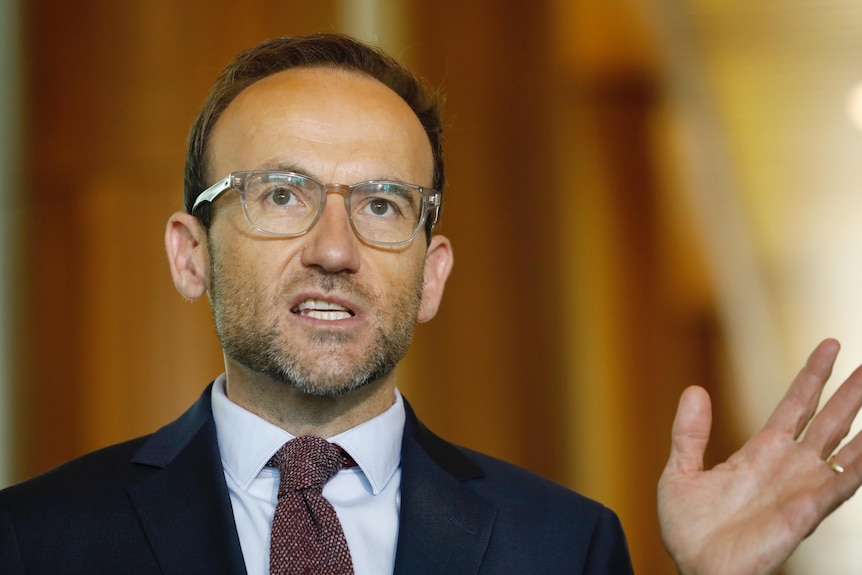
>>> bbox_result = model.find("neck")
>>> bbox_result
[222,359,397,438]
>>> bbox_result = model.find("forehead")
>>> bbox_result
[208,66,434,185]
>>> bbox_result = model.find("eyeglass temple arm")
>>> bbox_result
[192,174,235,211]
[427,192,443,228]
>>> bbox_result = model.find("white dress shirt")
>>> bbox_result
[210,375,405,575]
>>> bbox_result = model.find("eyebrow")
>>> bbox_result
[256,161,309,174]
[252,161,421,187]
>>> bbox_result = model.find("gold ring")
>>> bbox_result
[828,454,845,474]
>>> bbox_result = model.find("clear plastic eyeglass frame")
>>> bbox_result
[192,170,442,247]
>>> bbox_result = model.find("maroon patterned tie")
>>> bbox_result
[268,436,355,575]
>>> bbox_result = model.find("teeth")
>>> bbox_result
[296,299,350,312]
[293,298,354,320]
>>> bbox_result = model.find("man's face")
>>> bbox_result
[202,67,445,397]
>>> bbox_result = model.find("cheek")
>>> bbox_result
[370,251,425,292]
[210,236,291,297]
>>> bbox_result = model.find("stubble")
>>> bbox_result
[208,241,424,397]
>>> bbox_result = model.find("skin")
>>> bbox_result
[165,67,453,438]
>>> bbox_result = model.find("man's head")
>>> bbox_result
[165,35,453,405]
[184,33,446,240]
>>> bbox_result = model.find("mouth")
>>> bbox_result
[291,298,356,321]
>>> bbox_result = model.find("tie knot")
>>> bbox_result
[269,436,343,493]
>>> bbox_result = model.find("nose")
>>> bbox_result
[299,189,361,273]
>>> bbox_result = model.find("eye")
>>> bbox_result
[353,183,418,221]
[267,186,297,206]
[366,198,396,217]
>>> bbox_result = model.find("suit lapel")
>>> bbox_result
[127,385,247,575]
[394,401,497,575]
[122,388,496,574]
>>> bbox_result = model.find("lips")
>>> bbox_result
[291,298,355,321]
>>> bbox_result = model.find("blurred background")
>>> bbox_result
[2,0,862,572]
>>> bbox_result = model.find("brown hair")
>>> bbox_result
[184,33,445,236]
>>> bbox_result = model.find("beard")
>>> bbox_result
[207,244,424,398]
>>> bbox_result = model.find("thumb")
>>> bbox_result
[667,385,713,475]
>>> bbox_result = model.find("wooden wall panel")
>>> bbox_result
[402,0,569,483]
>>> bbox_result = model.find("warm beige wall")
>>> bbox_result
[650,2,862,573]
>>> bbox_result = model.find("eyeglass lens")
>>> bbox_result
[241,172,425,244]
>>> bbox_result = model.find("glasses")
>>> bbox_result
[193,171,442,246]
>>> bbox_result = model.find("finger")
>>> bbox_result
[807,434,862,524]
[801,362,862,458]
[830,428,862,477]
[666,385,712,475]
[764,339,840,438]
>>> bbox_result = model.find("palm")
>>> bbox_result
[658,340,862,575]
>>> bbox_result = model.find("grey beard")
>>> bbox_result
[209,254,424,397]
[221,313,417,397]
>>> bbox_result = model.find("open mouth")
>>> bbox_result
[291,298,355,321]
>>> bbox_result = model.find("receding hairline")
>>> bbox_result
[204,65,436,188]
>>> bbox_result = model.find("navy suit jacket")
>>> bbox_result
[0,385,633,574]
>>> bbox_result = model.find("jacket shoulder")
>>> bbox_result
[401,400,633,573]
[2,434,153,501]
[0,386,225,575]
[459,446,633,574]
[0,435,163,574]
[457,445,619,531]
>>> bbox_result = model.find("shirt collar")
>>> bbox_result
[211,374,405,495]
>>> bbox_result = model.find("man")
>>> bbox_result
[2,33,862,575]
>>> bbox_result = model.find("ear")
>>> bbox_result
[165,212,210,300]
[418,234,454,322]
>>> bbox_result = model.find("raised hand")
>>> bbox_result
[658,339,862,575]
